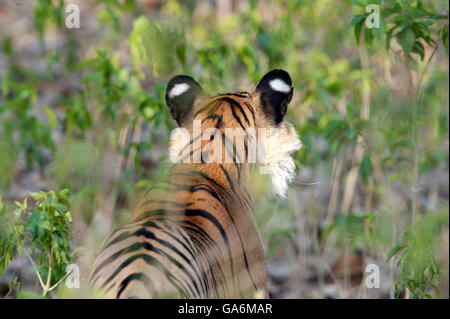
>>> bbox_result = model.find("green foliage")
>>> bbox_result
[0,197,15,276]
[386,207,449,298]
[97,0,139,31]
[384,1,447,60]
[350,0,448,61]
[323,212,376,252]
[349,0,384,46]
[77,51,130,123]
[0,38,55,171]
[129,16,186,77]
[0,189,75,296]
[50,139,99,191]
[34,0,65,42]
[0,141,16,190]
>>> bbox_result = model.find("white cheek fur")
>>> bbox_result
[260,121,301,198]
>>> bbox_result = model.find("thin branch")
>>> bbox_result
[326,157,343,225]
[43,248,53,296]
[410,45,438,229]
[341,30,371,214]
[23,250,45,290]
[49,270,70,292]
[415,45,439,95]
[3,279,18,299]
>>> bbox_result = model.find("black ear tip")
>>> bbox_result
[167,75,196,87]
[271,68,291,80]
[256,69,292,92]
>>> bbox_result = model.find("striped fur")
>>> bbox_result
[89,71,300,298]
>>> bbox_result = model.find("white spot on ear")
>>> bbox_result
[269,79,291,93]
[169,83,190,98]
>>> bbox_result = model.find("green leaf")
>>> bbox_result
[29,210,43,239]
[352,15,366,45]
[58,188,70,198]
[412,41,425,61]
[386,243,408,263]
[43,106,58,127]
[360,154,372,183]
[397,28,416,56]
[350,14,365,28]
[29,191,47,201]
[440,27,448,52]
[317,87,333,109]
[53,203,68,214]
[364,28,374,45]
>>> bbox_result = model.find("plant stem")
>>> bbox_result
[42,248,53,296]
[3,279,18,299]
[24,250,45,291]
[341,30,371,214]
[49,270,70,292]
[410,45,438,229]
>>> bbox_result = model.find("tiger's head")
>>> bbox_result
[166,69,301,198]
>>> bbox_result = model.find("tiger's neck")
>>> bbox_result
[198,162,256,212]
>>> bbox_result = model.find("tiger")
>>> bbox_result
[88,69,301,298]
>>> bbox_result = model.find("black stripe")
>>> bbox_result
[191,171,232,199]
[228,92,249,98]
[100,242,199,297]
[148,220,211,296]
[116,272,154,298]
[183,209,234,281]
[93,230,203,298]
[244,102,256,124]
[135,172,258,294]
[228,102,247,130]
[183,224,228,297]
[213,165,258,292]
[221,97,250,125]
[137,228,206,296]
[219,164,235,192]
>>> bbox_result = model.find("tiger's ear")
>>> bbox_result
[254,69,293,124]
[166,75,203,127]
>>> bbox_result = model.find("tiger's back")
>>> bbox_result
[89,70,301,298]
